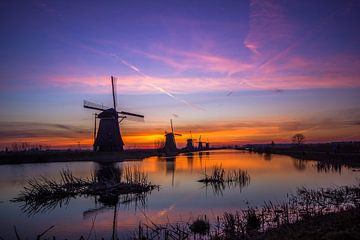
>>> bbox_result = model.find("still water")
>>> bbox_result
[0,150,358,239]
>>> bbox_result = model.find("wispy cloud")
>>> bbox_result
[135,47,253,76]
[112,56,205,110]
[244,0,294,57]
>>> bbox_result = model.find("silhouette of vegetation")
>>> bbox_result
[198,165,251,195]
[11,167,158,216]
[247,141,360,168]
[199,165,250,184]
[8,183,360,239]
[131,183,360,240]
[189,217,210,235]
[154,139,165,151]
[6,142,50,152]
[292,133,305,145]
[0,149,158,164]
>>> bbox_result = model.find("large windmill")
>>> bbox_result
[83,76,144,152]
[163,119,182,153]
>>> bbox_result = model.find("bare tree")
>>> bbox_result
[154,139,165,150]
[292,133,305,145]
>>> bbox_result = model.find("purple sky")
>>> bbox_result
[0,0,359,148]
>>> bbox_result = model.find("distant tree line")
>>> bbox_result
[3,142,50,152]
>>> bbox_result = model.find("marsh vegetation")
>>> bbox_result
[132,182,360,240]
[11,166,158,216]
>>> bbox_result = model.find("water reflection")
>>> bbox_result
[291,158,344,174]
[263,153,272,161]
[89,163,121,239]
[2,150,358,239]
[316,162,343,173]
[187,153,194,172]
[200,168,251,197]
[292,158,307,171]
[15,163,153,217]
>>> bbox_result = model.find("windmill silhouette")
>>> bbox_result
[84,76,144,151]
[198,135,203,150]
[186,130,196,151]
[163,119,182,154]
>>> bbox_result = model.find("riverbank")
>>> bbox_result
[131,183,360,240]
[0,147,225,165]
[0,149,159,165]
[245,142,360,168]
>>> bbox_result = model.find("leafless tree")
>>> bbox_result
[292,133,305,145]
[154,139,165,149]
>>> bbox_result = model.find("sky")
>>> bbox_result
[0,0,359,149]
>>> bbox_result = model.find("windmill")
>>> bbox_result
[205,138,210,150]
[83,76,144,152]
[198,135,203,150]
[186,130,196,151]
[163,119,182,153]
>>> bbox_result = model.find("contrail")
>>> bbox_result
[79,44,204,110]
[113,55,204,111]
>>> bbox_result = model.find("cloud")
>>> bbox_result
[0,122,90,140]
[244,0,294,57]
[136,47,253,75]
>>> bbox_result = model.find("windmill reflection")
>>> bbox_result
[187,153,194,173]
[83,163,152,240]
[164,156,176,186]
[263,153,272,161]
[83,163,121,240]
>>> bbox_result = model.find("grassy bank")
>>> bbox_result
[131,183,360,240]
[253,207,360,240]
[0,149,159,165]
[245,142,360,168]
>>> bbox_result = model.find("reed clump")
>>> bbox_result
[198,165,251,195]
[12,167,158,215]
[198,165,251,184]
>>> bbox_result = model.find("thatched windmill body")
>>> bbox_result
[84,76,144,152]
[186,130,196,151]
[163,119,182,153]
[198,135,203,150]
[205,138,210,150]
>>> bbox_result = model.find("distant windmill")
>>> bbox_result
[198,135,203,150]
[205,138,210,150]
[186,130,196,151]
[163,119,182,153]
[83,76,144,152]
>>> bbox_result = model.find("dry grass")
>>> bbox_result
[131,182,360,240]
[198,165,251,195]
[12,167,158,216]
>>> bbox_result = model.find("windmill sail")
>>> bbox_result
[111,76,117,110]
[84,100,111,111]
[119,111,144,118]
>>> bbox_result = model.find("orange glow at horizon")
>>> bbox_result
[1,121,359,150]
